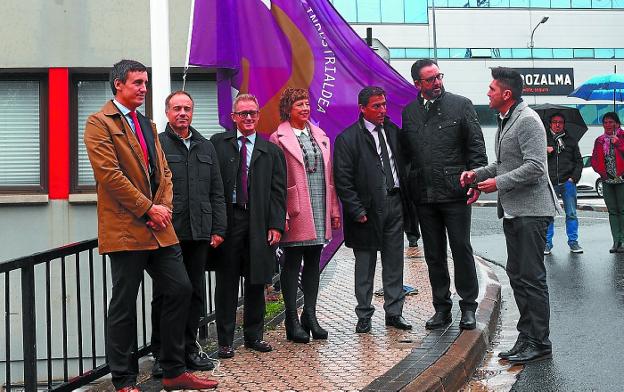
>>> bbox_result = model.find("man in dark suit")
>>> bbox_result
[210,94,287,358]
[151,91,227,376]
[334,86,412,334]
[84,60,217,391]
[401,59,488,331]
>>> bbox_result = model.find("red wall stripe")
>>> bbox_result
[48,68,70,199]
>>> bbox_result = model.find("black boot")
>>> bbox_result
[300,306,328,339]
[285,311,309,343]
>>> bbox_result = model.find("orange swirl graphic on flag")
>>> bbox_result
[239,3,315,134]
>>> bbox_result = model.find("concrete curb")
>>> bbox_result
[474,199,607,213]
[402,257,501,392]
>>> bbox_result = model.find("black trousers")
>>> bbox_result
[106,245,191,388]
[417,201,478,313]
[504,216,553,348]
[215,207,265,346]
[281,245,323,314]
[151,240,209,356]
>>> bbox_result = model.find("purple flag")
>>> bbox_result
[189,0,418,137]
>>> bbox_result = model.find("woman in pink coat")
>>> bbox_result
[269,88,341,343]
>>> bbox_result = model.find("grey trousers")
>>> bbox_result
[354,193,405,319]
[503,216,553,348]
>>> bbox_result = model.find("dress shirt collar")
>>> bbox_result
[236,130,257,144]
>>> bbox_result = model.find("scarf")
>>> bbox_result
[598,127,624,156]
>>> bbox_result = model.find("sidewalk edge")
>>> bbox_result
[402,257,501,392]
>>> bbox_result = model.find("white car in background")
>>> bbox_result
[577,155,603,197]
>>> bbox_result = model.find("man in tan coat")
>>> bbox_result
[84,60,217,391]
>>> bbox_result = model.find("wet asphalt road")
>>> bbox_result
[470,205,624,392]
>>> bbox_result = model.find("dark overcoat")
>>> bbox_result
[333,117,410,250]
[210,130,287,284]
[159,124,226,241]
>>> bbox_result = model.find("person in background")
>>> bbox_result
[591,112,624,253]
[334,86,412,334]
[151,90,226,377]
[210,94,287,358]
[269,88,341,343]
[544,112,583,255]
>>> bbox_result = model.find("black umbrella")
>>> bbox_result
[532,103,588,142]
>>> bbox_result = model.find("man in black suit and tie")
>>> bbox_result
[210,94,287,358]
[334,86,412,334]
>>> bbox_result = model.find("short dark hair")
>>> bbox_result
[491,67,523,100]
[165,90,194,109]
[279,88,309,122]
[603,111,621,125]
[549,112,565,123]
[109,59,148,95]
[358,86,386,107]
[411,59,438,82]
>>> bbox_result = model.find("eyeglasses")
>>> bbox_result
[234,110,259,118]
[419,73,444,84]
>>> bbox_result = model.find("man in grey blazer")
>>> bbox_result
[460,67,560,364]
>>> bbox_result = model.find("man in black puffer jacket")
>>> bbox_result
[544,113,583,255]
[401,59,487,331]
[151,90,226,376]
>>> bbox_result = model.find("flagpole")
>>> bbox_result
[183,0,196,91]
[150,0,172,133]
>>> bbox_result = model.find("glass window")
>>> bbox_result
[381,0,405,22]
[553,48,574,58]
[532,48,554,58]
[389,48,407,58]
[497,48,513,58]
[511,48,532,58]
[510,0,531,6]
[489,0,511,7]
[595,48,615,58]
[448,0,469,6]
[475,105,497,126]
[573,48,594,58]
[405,0,428,22]
[571,0,592,6]
[406,48,432,58]
[615,49,624,58]
[529,0,550,6]
[332,0,357,22]
[0,79,44,190]
[579,104,599,125]
[550,0,571,6]
[592,0,612,7]
[436,48,451,58]
[613,0,624,7]
[356,0,381,23]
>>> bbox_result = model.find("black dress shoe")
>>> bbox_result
[459,310,476,330]
[186,351,214,371]
[498,340,528,359]
[385,315,412,330]
[425,311,452,330]
[151,358,163,378]
[244,339,273,352]
[217,345,234,359]
[507,342,552,364]
[355,318,371,333]
[610,242,621,253]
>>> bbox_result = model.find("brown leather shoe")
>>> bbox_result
[162,371,218,390]
[117,387,140,392]
[217,345,234,358]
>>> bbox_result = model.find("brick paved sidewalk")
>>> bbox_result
[115,243,500,392]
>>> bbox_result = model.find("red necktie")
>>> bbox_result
[129,111,149,168]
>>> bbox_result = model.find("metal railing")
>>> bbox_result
[0,239,222,391]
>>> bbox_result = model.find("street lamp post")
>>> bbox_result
[529,16,549,54]
[431,0,438,62]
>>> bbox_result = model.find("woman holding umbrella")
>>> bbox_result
[591,112,624,253]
